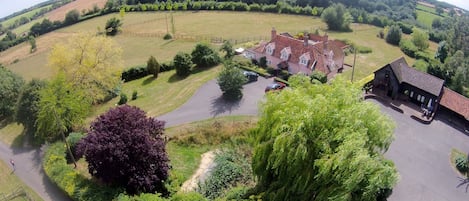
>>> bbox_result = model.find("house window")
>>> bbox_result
[300,58,308,65]
[281,51,289,60]
[417,94,421,101]
[420,95,425,103]
[410,91,414,98]
[266,43,275,55]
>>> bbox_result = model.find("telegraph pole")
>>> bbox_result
[351,47,357,82]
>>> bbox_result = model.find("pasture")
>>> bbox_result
[416,4,446,28]
[0,5,52,28]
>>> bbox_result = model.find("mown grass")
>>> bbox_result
[0,160,44,201]
[1,5,52,28]
[416,4,447,28]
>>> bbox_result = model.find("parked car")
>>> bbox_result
[243,71,259,82]
[265,82,286,93]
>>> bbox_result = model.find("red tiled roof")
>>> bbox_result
[440,87,469,120]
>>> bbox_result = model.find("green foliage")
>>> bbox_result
[164,33,173,40]
[29,36,37,53]
[191,43,221,67]
[412,59,428,73]
[220,40,235,59]
[118,93,128,105]
[43,142,122,201]
[286,74,310,88]
[132,90,138,100]
[147,55,160,78]
[170,192,207,201]
[174,52,193,77]
[121,65,149,82]
[14,79,46,139]
[105,17,123,36]
[36,74,91,142]
[198,148,253,199]
[411,28,429,51]
[0,65,25,118]
[252,77,398,201]
[435,41,448,63]
[455,155,469,173]
[64,9,80,25]
[399,39,418,58]
[385,25,402,45]
[258,57,267,68]
[217,61,248,100]
[321,3,352,31]
[310,71,327,83]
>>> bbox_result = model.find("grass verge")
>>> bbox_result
[0,160,43,201]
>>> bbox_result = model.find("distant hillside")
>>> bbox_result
[44,0,107,22]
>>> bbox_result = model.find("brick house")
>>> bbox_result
[244,28,347,78]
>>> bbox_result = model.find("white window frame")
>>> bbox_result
[300,58,308,65]
[281,51,289,60]
[266,43,275,55]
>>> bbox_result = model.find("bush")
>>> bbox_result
[43,142,122,201]
[455,155,469,173]
[399,39,418,58]
[259,56,267,68]
[118,93,128,105]
[198,148,253,199]
[174,52,193,77]
[163,33,172,40]
[191,43,221,68]
[66,132,85,161]
[121,66,148,82]
[357,46,372,54]
[310,71,327,83]
[386,25,402,45]
[132,90,138,100]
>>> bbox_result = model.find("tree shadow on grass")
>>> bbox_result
[141,76,156,86]
[167,73,188,83]
[191,64,218,75]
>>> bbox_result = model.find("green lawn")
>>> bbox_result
[416,4,447,28]
[1,5,52,28]
[0,160,43,201]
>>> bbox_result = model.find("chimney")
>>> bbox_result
[304,33,309,46]
[271,27,276,41]
[323,33,329,52]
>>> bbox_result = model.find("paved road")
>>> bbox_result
[0,143,71,201]
[372,99,469,201]
[158,77,274,127]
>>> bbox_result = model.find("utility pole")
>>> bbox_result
[351,47,357,82]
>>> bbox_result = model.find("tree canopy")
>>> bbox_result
[217,61,247,100]
[174,52,193,77]
[147,55,160,78]
[321,3,352,31]
[0,65,25,118]
[14,79,46,136]
[76,105,169,195]
[411,28,429,51]
[36,73,91,141]
[385,25,402,45]
[48,32,123,103]
[252,77,398,201]
[191,43,221,67]
[105,17,123,36]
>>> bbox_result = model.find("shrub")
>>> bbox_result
[399,39,418,58]
[147,56,160,78]
[160,62,175,72]
[132,90,138,100]
[43,142,122,201]
[455,155,469,173]
[118,93,128,105]
[174,52,193,77]
[259,56,267,68]
[385,25,402,45]
[198,148,253,199]
[191,43,221,67]
[311,71,328,83]
[163,33,172,40]
[121,66,148,82]
[105,17,123,36]
[357,46,372,54]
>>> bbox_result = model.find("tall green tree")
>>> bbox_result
[36,74,91,142]
[14,79,46,137]
[191,43,221,67]
[252,77,398,201]
[64,9,80,25]
[220,40,235,59]
[385,25,402,45]
[217,61,247,100]
[174,52,193,77]
[147,56,160,78]
[411,28,429,51]
[321,3,352,31]
[448,15,469,55]
[0,65,24,118]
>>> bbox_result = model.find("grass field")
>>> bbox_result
[0,160,43,201]
[416,4,447,28]
[1,5,52,28]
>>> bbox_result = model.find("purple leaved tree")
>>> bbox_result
[76,105,169,195]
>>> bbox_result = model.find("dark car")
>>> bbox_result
[265,82,287,93]
[243,71,259,82]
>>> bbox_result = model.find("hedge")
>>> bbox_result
[237,65,271,78]
[399,39,418,58]
[121,62,174,83]
[43,142,122,201]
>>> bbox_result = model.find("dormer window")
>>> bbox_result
[299,52,310,66]
[280,47,291,61]
[266,43,275,55]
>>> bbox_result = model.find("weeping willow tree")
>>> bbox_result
[252,77,398,201]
